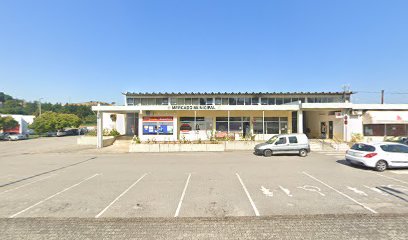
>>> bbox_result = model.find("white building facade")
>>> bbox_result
[92,92,408,148]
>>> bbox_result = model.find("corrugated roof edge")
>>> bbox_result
[122,91,354,96]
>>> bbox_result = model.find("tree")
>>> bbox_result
[30,112,82,133]
[0,116,19,131]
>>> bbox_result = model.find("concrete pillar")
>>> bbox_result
[96,111,103,148]
[297,110,303,134]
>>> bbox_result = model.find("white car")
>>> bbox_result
[346,142,408,172]
[6,132,28,141]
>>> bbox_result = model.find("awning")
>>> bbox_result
[363,111,408,124]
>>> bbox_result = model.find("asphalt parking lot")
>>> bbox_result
[1,138,408,218]
[1,137,408,239]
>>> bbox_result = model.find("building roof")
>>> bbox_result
[123,91,352,97]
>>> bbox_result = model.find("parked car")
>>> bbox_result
[399,137,408,145]
[45,131,57,137]
[5,132,28,141]
[346,142,408,172]
[56,130,68,137]
[254,133,310,157]
[0,132,10,140]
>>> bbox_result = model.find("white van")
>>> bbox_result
[254,134,310,157]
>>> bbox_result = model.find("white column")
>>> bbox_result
[297,110,303,133]
[262,110,265,141]
[227,110,230,135]
[96,111,103,148]
[138,110,143,140]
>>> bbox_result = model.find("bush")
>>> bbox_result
[85,128,120,137]
[351,133,363,143]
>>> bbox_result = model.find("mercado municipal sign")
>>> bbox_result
[170,105,216,110]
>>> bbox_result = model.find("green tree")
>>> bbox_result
[30,112,82,134]
[0,116,19,131]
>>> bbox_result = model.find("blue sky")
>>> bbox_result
[1,0,407,104]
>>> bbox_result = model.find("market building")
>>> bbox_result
[92,91,408,148]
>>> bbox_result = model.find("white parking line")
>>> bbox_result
[302,171,377,214]
[377,173,408,185]
[174,173,191,217]
[0,174,57,195]
[95,173,148,218]
[9,173,100,218]
[236,173,260,216]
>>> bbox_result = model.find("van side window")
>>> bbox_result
[289,136,298,144]
[276,137,287,145]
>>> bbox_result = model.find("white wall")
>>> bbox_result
[102,113,126,135]
[304,111,344,140]
[0,114,35,134]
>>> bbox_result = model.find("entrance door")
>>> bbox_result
[126,113,138,136]
[328,121,333,139]
[243,122,250,138]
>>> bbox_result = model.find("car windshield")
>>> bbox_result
[266,136,279,144]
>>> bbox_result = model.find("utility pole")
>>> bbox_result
[39,98,43,116]
[381,90,384,104]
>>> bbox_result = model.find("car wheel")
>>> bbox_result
[264,149,272,157]
[299,149,308,157]
[375,160,387,172]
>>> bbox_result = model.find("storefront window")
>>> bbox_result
[237,98,245,105]
[251,97,259,105]
[222,98,229,105]
[253,117,288,134]
[127,98,134,106]
[177,98,184,105]
[363,124,385,136]
[142,116,174,135]
[215,98,222,105]
[180,117,211,133]
[192,98,199,105]
[386,124,406,136]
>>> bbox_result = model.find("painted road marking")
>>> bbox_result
[260,186,273,197]
[236,173,260,216]
[174,173,191,217]
[377,173,408,185]
[390,170,408,175]
[278,185,293,197]
[363,185,388,196]
[302,171,377,214]
[0,174,57,195]
[95,173,148,218]
[347,186,368,196]
[297,185,325,196]
[9,173,100,218]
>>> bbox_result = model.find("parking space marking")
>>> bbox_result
[302,171,377,214]
[174,173,191,217]
[347,186,368,196]
[236,173,260,216]
[95,173,148,218]
[278,185,293,197]
[0,174,57,195]
[363,185,388,196]
[377,173,408,185]
[9,173,100,218]
[297,185,325,196]
[390,170,408,175]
